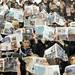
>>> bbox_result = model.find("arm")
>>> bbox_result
[27,48,33,56]
[63,73,67,75]
[16,58,21,75]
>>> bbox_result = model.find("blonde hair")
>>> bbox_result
[12,20,19,29]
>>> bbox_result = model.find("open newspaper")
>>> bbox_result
[23,56,60,75]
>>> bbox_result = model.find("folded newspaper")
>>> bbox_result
[44,43,68,61]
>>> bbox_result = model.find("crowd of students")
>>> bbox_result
[0,0,75,75]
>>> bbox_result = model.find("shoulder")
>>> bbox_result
[65,65,75,69]
[65,65,75,73]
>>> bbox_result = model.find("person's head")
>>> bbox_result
[15,2,19,9]
[12,20,19,30]
[49,2,57,11]
[69,55,75,64]
[22,37,30,48]
[42,0,48,3]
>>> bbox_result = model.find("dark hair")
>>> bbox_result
[21,36,30,48]
[22,36,30,42]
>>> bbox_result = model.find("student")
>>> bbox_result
[63,55,75,75]
[18,37,33,57]
[17,37,33,75]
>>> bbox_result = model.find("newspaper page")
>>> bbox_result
[35,25,44,39]
[43,26,55,41]
[33,64,60,75]
[68,27,75,41]
[56,27,68,40]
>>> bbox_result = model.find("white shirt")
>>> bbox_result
[65,65,75,75]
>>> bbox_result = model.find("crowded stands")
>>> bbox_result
[0,0,75,75]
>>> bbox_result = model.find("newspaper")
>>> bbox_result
[0,58,16,72]
[33,64,60,75]
[1,34,21,50]
[0,5,3,15]
[44,43,68,61]
[2,36,11,43]
[3,21,13,35]
[68,27,75,41]
[3,33,20,49]
[35,11,47,26]
[53,12,65,26]
[14,8,24,22]
[68,27,75,34]
[48,13,54,25]
[0,4,8,16]
[43,26,55,41]
[32,5,39,15]
[8,8,14,17]
[23,57,48,66]
[14,28,33,40]
[23,56,48,72]
[24,18,30,27]
[56,17,65,26]
[56,27,68,40]
[48,12,65,26]
[14,28,25,42]
[24,5,32,17]
[9,34,20,48]
[8,8,24,22]
[0,42,12,51]
[0,15,4,29]
[1,32,21,50]
[35,25,44,38]
[6,15,14,22]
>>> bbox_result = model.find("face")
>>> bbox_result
[12,21,19,30]
[49,3,57,11]
[11,40,17,49]
[23,39,30,48]
[70,56,75,64]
